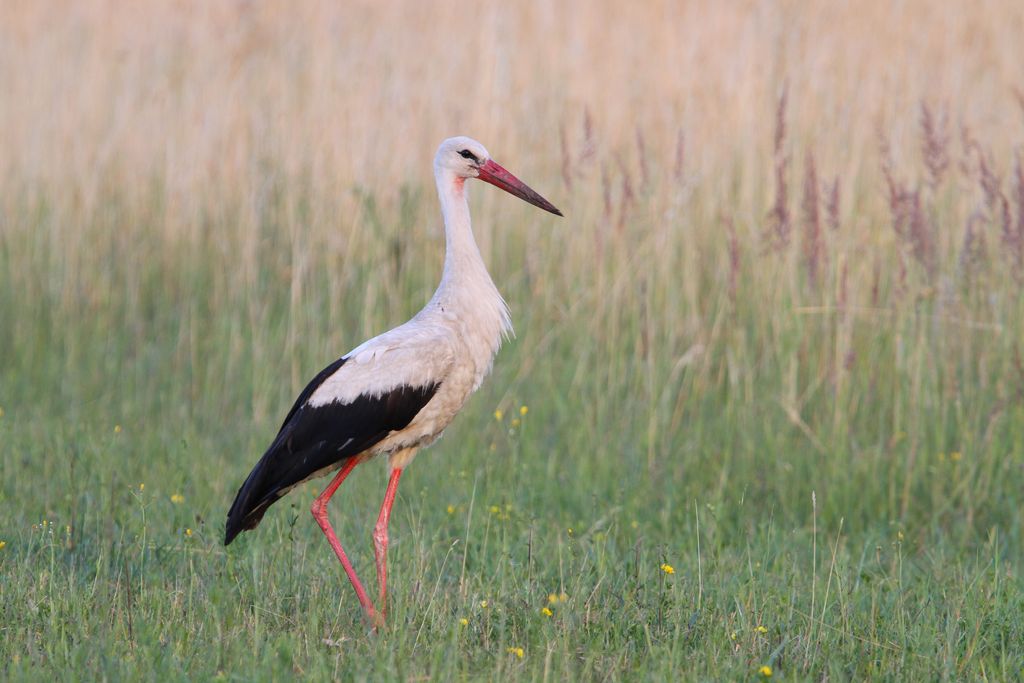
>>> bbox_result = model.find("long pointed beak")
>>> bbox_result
[476,159,563,217]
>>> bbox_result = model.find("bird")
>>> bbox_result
[225,136,562,626]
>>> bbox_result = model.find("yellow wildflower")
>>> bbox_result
[114,424,122,434]
[185,528,193,537]
[897,530,904,541]
[519,405,528,416]
[170,493,184,504]
[631,520,639,529]
[759,665,773,677]
[506,647,524,659]
[138,483,145,492]
[494,409,503,421]
[730,631,737,640]
[480,600,488,609]
[446,504,455,515]
[489,505,500,515]
[511,418,521,427]
[0,541,6,551]
[541,607,553,617]
[548,593,559,604]
[756,625,768,634]
[660,563,675,575]
[459,618,469,626]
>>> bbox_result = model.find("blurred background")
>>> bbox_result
[2,1,1023,678]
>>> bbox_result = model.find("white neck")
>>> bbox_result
[427,169,512,353]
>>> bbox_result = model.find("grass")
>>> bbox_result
[2,1,1024,680]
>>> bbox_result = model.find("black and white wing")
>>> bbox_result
[224,328,453,544]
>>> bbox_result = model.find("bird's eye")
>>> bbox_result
[458,149,478,162]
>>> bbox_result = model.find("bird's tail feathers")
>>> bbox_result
[224,450,278,545]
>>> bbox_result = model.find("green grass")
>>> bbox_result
[2,150,1023,681]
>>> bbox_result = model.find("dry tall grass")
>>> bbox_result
[4,0,1024,478]
[3,0,1022,216]
[0,1,1021,478]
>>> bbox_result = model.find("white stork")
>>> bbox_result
[225,136,562,626]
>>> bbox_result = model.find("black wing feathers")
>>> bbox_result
[278,356,347,431]
[225,357,440,545]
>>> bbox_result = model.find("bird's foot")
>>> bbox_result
[366,606,386,631]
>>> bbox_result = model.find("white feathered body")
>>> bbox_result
[306,167,512,470]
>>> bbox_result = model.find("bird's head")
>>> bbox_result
[434,136,562,216]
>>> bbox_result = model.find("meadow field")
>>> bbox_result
[3,1,1024,680]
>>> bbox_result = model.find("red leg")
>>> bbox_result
[310,458,379,624]
[373,467,403,615]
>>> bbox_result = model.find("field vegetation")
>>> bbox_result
[2,1,1024,679]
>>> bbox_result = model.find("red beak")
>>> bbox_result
[476,159,563,217]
